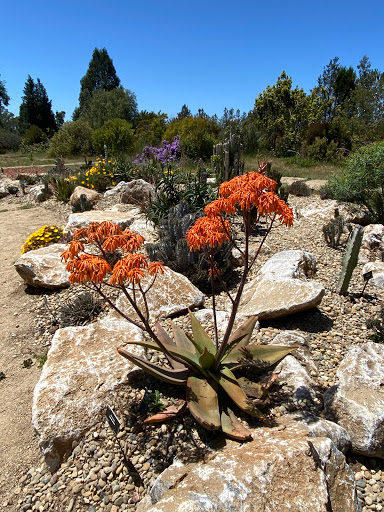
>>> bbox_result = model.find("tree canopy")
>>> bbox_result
[75,48,121,118]
[19,75,56,134]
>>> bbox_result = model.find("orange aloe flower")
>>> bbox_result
[148,261,166,276]
[61,240,85,261]
[186,216,231,252]
[66,254,111,284]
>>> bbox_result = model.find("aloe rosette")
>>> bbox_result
[118,311,296,440]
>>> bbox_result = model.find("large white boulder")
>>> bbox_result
[64,208,141,235]
[324,342,384,458]
[69,186,101,206]
[137,419,359,512]
[14,243,69,289]
[234,250,325,320]
[32,316,145,472]
[112,266,205,322]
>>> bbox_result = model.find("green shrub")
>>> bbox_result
[288,180,311,197]
[93,118,134,154]
[49,173,77,202]
[163,117,219,161]
[48,120,94,158]
[23,125,48,146]
[0,128,22,151]
[327,141,384,222]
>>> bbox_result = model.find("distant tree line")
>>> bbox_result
[1,49,383,161]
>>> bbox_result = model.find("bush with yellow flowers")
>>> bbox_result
[21,225,65,254]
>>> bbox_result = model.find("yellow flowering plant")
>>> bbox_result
[21,226,65,254]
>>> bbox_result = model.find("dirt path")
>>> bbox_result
[0,203,67,509]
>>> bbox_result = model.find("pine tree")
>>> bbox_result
[0,75,10,128]
[19,76,56,134]
[75,48,121,118]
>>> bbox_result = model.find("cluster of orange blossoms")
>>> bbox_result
[61,221,165,285]
[186,171,293,252]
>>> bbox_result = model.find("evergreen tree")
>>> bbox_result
[75,48,121,118]
[0,75,10,126]
[177,104,191,119]
[19,76,56,134]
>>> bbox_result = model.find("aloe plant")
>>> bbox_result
[62,164,296,440]
[118,311,295,440]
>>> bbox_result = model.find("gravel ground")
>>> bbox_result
[2,190,384,512]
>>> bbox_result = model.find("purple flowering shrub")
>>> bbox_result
[134,135,181,165]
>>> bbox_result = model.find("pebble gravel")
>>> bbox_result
[2,190,384,511]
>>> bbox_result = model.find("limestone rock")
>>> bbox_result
[14,244,69,289]
[69,186,101,206]
[231,243,272,267]
[137,421,359,512]
[271,331,319,402]
[279,414,351,454]
[324,342,384,458]
[259,250,317,279]
[32,316,144,471]
[235,250,325,320]
[104,181,131,198]
[64,209,139,235]
[0,178,20,198]
[129,216,157,243]
[359,224,384,264]
[120,179,155,206]
[112,266,204,322]
[28,183,55,202]
[362,261,384,288]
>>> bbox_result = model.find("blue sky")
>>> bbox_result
[1,0,383,122]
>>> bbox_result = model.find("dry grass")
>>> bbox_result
[244,154,343,181]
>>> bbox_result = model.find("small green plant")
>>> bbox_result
[0,371,5,381]
[288,180,311,197]
[322,209,346,248]
[23,358,32,368]
[21,225,65,254]
[18,204,34,210]
[367,308,384,343]
[59,291,103,327]
[35,351,48,367]
[72,194,93,213]
[145,390,165,413]
[49,173,77,202]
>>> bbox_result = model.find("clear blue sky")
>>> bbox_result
[1,0,383,122]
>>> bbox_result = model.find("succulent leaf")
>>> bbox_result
[155,322,186,370]
[121,339,202,370]
[198,347,215,369]
[222,316,259,360]
[186,375,221,430]
[237,377,269,405]
[217,367,264,418]
[224,344,297,370]
[143,402,187,424]
[117,347,189,385]
[221,407,253,441]
[170,320,197,354]
[189,310,217,356]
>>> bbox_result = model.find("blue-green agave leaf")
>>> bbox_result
[224,344,297,370]
[198,347,215,370]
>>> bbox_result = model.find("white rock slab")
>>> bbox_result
[32,316,145,471]
[64,209,139,235]
[14,243,69,289]
[324,342,384,458]
[362,261,384,289]
[137,420,358,512]
[112,266,204,322]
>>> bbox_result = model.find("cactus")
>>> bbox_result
[72,193,93,213]
[212,120,244,183]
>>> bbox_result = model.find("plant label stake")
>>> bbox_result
[105,406,143,486]
[362,270,373,295]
